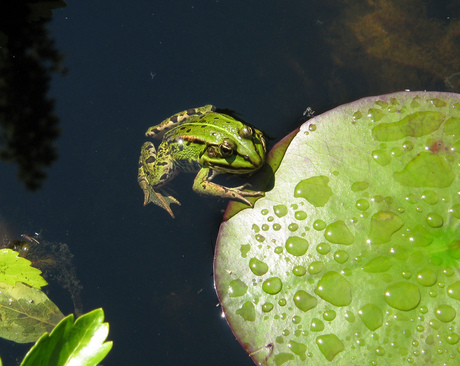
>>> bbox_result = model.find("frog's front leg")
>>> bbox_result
[192,168,264,206]
[138,142,180,218]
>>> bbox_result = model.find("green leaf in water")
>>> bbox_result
[0,282,64,343]
[0,249,47,289]
[21,308,112,366]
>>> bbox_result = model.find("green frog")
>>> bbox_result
[138,105,267,218]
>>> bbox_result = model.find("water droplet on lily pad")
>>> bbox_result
[294,211,307,220]
[262,277,283,295]
[368,211,404,244]
[435,304,456,323]
[294,175,333,207]
[394,152,454,188]
[262,302,274,313]
[293,290,317,312]
[249,258,269,276]
[287,340,308,361]
[416,268,437,287]
[285,236,309,256]
[316,334,345,361]
[426,213,444,228]
[228,279,248,297]
[372,149,391,166]
[358,303,383,331]
[447,281,460,300]
[372,111,445,141]
[384,282,421,310]
[324,220,355,245]
[273,204,288,218]
[315,271,352,306]
[310,318,325,332]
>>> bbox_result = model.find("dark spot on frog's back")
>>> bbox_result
[160,173,169,180]
[157,161,168,166]
[171,116,178,123]
[146,157,156,164]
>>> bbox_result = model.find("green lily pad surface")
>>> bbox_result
[214,91,460,365]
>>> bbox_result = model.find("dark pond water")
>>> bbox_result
[0,0,458,365]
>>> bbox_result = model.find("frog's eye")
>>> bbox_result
[239,126,253,138]
[219,139,235,157]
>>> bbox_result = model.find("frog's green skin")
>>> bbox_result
[138,105,267,218]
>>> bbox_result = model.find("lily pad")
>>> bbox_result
[214,91,460,365]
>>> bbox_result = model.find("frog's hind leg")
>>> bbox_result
[138,141,181,218]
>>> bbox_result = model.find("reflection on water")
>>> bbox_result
[324,0,460,96]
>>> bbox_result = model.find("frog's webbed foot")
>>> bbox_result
[139,180,181,218]
[193,169,264,208]
[225,186,265,207]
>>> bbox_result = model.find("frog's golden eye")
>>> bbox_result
[219,139,235,157]
[239,126,253,138]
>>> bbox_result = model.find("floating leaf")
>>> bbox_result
[215,91,460,365]
[21,308,112,366]
[0,282,64,343]
[0,249,47,288]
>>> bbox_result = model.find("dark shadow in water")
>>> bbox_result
[0,1,66,190]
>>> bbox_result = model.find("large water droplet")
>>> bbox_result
[450,204,460,219]
[293,290,317,312]
[323,310,336,321]
[308,261,324,275]
[285,236,309,256]
[315,271,352,306]
[288,340,307,361]
[324,220,355,245]
[249,258,269,276]
[262,302,273,313]
[316,334,345,361]
[294,175,333,207]
[228,279,248,297]
[368,211,404,244]
[362,256,392,273]
[236,301,255,321]
[447,281,460,300]
[292,265,307,276]
[295,210,307,220]
[351,181,369,192]
[416,268,437,286]
[435,304,456,322]
[426,213,444,228]
[310,318,325,332]
[316,242,331,255]
[262,277,283,295]
[372,149,391,166]
[358,303,383,331]
[334,250,349,264]
[445,116,460,135]
[421,190,438,205]
[384,282,421,310]
[393,152,454,188]
[356,199,370,211]
[372,111,445,141]
[273,204,288,218]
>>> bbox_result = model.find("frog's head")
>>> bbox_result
[202,125,266,174]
